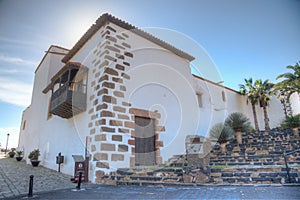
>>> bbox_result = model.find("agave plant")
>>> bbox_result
[209,123,234,152]
[281,114,300,134]
[225,112,251,144]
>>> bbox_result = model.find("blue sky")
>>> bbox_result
[0,0,299,148]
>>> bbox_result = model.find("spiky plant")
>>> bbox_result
[225,112,251,132]
[209,123,234,144]
[281,114,300,129]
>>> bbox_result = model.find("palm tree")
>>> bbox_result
[274,62,300,102]
[255,79,273,131]
[239,78,260,133]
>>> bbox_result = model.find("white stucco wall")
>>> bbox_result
[19,19,293,180]
[19,46,89,176]
[290,93,300,115]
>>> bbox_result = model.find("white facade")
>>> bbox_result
[18,14,299,183]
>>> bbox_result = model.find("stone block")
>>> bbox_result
[101,143,115,151]
[120,85,126,91]
[124,51,133,58]
[112,135,122,142]
[210,173,222,178]
[97,88,108,96]
[113,91,125,98]
[114,44,125,50]
[183,174,193,183]
[96,103,108,111]
[118,114,130,120]
[96,161,110,169]
[95,134,106,141]
[116,64,125,71]
[122,42,131,48]
[113,106,126,113]
[90,128,96,135]
[101,127,115,133]
[125,121,135,129]
[115,53,125,60]
[99,75,109,83]
[94,153,108,161]
[111,154,124,161]
[93,99,99,105]
[102,82,115,89]
[119,128,130,133]
[128,139,135,145]
[106,45,121,53]
[109,120,123,127]
[195,172,210,183]
[91,145,96,152]
[122,101,131,107]
[106,36,117,43]
[118,144,128,152]
[95,119,106,126]
[100,110,115,117]
[121,72,130,80]
[221,172,233,177]
[104,67,119,76]
[123,61,130,66]
[96,170,105,178]
[99,60,109,69]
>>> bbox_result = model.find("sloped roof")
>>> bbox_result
[62,13,195,63]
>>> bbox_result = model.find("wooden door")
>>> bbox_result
[135,117,156,166]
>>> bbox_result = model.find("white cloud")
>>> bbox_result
[0,54,38,67]
[0,77,32,107]
[0,127,20,149]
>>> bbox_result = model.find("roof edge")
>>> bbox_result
[192,74,239,94]
[35,45,69,73]
[62,13,195,63]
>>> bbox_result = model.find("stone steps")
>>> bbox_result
[210,167,300,184]
[111,167,184,185]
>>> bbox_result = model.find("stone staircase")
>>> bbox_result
[110,167,183,186]
[100,128,300,185]
[209,128,300,184]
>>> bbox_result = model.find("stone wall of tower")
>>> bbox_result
[87,23,133,182]
[86,23,166,183]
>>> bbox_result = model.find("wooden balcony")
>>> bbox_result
[50,84,87,119]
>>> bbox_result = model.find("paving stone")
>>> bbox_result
[0,153,74,199]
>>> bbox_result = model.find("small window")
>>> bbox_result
[222,91,226,102]
[196,93,203,107]
[22,120,26,130]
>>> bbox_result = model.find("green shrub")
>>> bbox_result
[16,151,23,157]
[209,123,234,144]
[28,149,40,161]
[225,112,251,132]
[281,114,300,129]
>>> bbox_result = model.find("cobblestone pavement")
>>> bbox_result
[7,184,300,199]
[1,153,300,199]
[0,153,75,199]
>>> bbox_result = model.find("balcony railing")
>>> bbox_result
[50,83,87,119]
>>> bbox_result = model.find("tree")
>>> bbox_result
[239,78,260,133]
[274,62,300,102]
[255,79,273,131]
